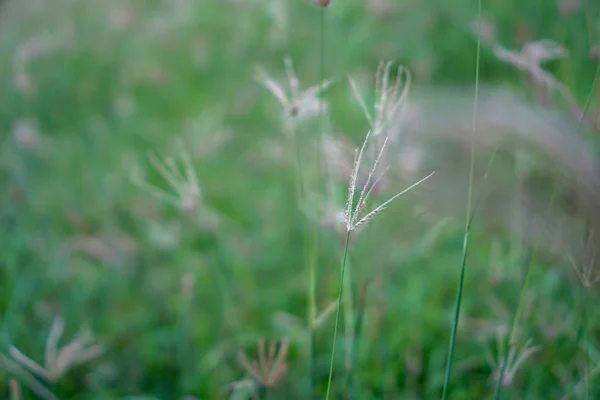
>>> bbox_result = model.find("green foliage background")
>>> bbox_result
[0,0,599,398]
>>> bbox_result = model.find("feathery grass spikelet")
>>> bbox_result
[344,62,422,231]
[348,61,413,191]
[343,126,434,232]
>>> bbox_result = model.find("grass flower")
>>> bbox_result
[489,38,596,129]
[8,316,105,382]
[234,338,290,395]
[311,0,332,8]
[483,335,540,388]
[327,62,432,233]
[255,57,333,126]
[343,128,434,232]
[324,124,433,397]
[494,39,568,89]
[567,229,600,288]
[131,139,202,213]
[350,61,411,136]
[348,61,411,176]
[325,63,433,399]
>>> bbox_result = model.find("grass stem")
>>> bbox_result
[325,230,352,400]
[308,6,328,398]
[440,0,482,397]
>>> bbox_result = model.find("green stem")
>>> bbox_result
[441,0,482,397]
[582,285,590,400]
[347,279,368,399]
[325,230,352,400]
[290,126,305,198]
[309,7,328,398]
[289,122,317,400]
[441,222,471,400]
[343,257,355,376]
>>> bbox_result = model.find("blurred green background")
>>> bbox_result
[0,0,599,398]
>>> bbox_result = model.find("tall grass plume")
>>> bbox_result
[325,64,433,399]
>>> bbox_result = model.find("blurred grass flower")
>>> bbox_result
[493,39,568,87]
[255,57,333,126]
[8,316,105,382]
[311,0,332,8]
[567,230,600,288]
[131,139,202,213]
[227,338,289,399]
[483,335,540,388]
[490,39,597,129]
[348,61,413,192]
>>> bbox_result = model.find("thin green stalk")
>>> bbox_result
[289,127,317,399]
[441,0,482,397]
[211,245,239,332]
[441,220,471,400]
[290,126,305,197]
[576,61,600,134]
[177,274,195,393]
[581,285,590,400]
[257,385,268,400]
[346,279,368,399]
[343,257,355,377]
[288,120,318,400]
[307,249,318,400]
[325,230,352,400]
[307,173,320,400]
[308,6,328,398]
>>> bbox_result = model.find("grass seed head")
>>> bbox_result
[131,139,203,213]
[7,316,105,383]
[255,57,333,126]
[482,334,540,388]
[312,0,332,8]
[237,338,290,389]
